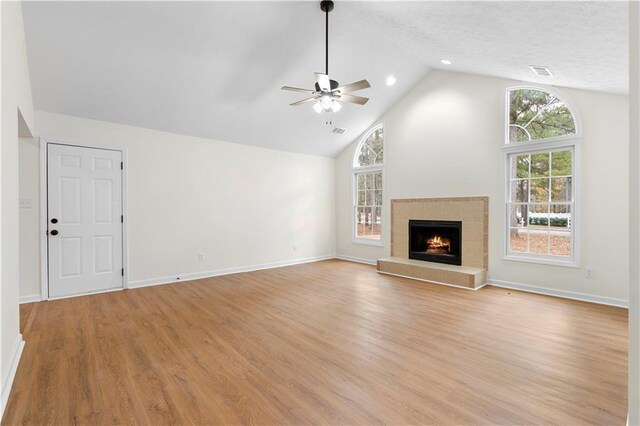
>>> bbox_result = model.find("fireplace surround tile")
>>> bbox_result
[389,196,489,269]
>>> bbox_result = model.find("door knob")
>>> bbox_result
[51,218,58,224]
[50,230,58,236]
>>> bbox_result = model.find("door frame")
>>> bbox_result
[39,138,129,300]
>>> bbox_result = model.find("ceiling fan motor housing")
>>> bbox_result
[315,79,339,92]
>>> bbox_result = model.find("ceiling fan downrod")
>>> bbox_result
[320,0,334,76]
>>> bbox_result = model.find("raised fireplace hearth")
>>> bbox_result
[409,220,462,266]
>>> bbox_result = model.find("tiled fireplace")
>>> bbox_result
[377,197,489,289]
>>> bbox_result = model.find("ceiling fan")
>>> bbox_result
[281,0,370,114]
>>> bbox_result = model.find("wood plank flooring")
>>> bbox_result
[2,260,627,425]
[18,302,35,334]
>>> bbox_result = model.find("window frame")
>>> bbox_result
[502,86,581,267]
[352,124,384,246]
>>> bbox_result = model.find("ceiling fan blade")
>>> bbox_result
[289,96,318,106]
[281,86,315,94]
[334,79,370,94]
[338,94,369,105]
[315,73,331,91]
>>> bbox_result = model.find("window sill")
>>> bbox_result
[502,254,580,268]
[352,239,384,247]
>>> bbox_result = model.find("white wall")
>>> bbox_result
[18,137,39,300]
[1,0,35,416]
[629,2,639,423]
[336,69,629,304]
[20,111,335,294]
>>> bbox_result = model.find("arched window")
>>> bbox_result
[354,125,384,167]
[505,87,580,265]
[353,125,383,243]
[508,88,577,143]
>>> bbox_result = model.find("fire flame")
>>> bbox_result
[426,235,451,254]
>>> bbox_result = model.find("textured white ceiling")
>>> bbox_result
[23,1,628,157]
[349,1,628,95]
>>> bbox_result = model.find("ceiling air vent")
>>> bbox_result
[529,65,553,77]
[331,127,347,135]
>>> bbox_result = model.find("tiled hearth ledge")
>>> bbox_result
[377,257,487,289]
[377,196,489,290]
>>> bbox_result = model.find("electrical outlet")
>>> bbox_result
[585,267,594,278]
[293,244,297,251]
[198,253,204,261]
[19,199,33,209]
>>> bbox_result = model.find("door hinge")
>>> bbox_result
[121,215,124,223]
[121,162,123,170]
[121,268,124,276]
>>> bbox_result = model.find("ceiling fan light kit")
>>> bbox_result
[281,0,370,115]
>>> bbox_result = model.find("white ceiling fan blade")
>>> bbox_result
[281,86,315,94]
[334,79,370,94]
[337,94,369,105]
[289,96,319,106]
[315,73,331,91]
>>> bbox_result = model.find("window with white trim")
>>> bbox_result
[353,125,383,243]
[505,88,579,265]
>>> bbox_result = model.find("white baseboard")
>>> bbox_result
[334,254,377,266]
[0,334,25,420]
[488,278,628,308]
[19,294,42,304]
[127,254,336,289]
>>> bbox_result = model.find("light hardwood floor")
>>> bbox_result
[2,260,627,425]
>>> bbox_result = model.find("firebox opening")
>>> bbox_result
[409,220,462,266]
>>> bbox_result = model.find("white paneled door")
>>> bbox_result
[47,144,123,298]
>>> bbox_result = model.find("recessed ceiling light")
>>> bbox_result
[386,76,396,86]
[440,59,452,65]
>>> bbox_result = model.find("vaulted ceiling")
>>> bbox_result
[23,1,628,157]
